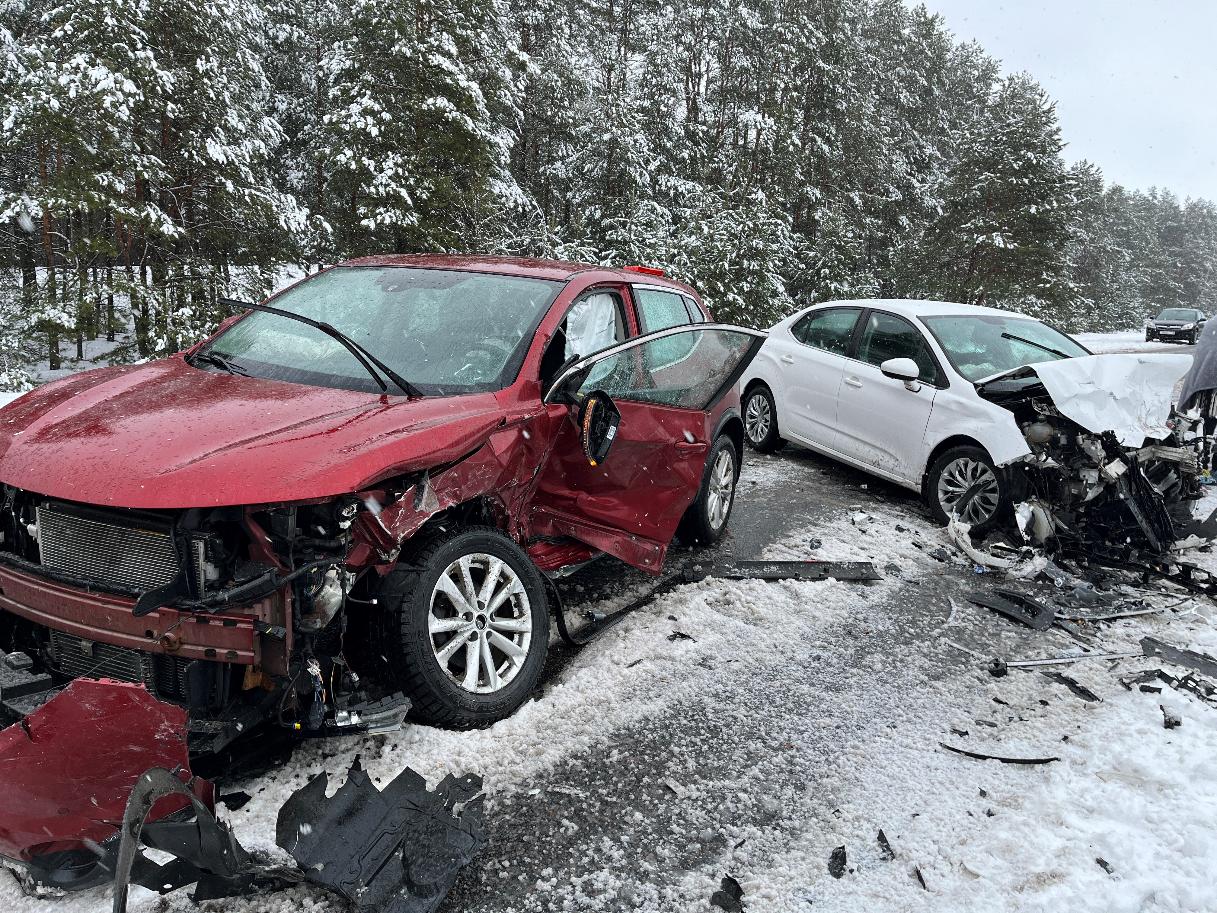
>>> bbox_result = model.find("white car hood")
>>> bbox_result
[1028,353,1192,447]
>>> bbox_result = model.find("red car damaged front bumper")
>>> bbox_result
[0,678,212,888]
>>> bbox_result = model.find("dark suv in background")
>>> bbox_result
[1146,307,1207,344]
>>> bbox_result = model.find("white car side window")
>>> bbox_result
[565,292,619,360]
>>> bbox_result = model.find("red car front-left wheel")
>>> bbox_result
[378,526,550,728]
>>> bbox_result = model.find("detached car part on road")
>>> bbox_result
[0,255,764,882]
[741,299,1203,561]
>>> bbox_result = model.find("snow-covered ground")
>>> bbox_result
[2,469,1215,913]
[1074,329,1178,354]
[2,328,1216,912]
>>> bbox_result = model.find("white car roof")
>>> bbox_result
[805,299,1035,322]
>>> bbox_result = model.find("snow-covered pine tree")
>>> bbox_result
[316,0,527,255]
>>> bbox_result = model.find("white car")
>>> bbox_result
[740,299,1098,533]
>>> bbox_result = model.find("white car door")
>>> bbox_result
[778,306,862,449]
[833,310,942,483]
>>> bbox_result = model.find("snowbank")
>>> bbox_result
[1074,330,1172,354]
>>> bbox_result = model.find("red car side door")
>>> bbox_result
[530,325,766,573]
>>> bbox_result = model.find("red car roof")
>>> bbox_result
[338,253,697,293]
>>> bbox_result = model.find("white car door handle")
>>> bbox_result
[844,376,863,388]
[779,354,795,365]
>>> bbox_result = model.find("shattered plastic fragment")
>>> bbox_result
[276,760,485,913]
[939,742,1060,765]
[0,680,206,890]
[969,589,1055,631]
[710,875,745,912]
[827,845,847,879]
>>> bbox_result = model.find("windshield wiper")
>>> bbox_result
[190,350,249,376]
[219,298,421,397]
[1000,332,1072,360]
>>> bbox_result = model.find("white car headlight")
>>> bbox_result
[1182,323,1196,330]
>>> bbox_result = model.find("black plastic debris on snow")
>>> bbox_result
[553,558,879,647]
[827,845,848,878]
[277,760,485,913]
[1122,667,1215,703]
[939,742,1060,765]
[1141,636,1217,678]
[1161,705,1183,729]
[968,589,1055,631]
[1038,670,1102,703]
[876,829,896,861]
[110,768,283,913]
[109,761,485,913]
[683,560,881,584]
[710,875,746,912]
[217,791,252,811]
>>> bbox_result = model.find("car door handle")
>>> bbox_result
[844,376,863,388]
[779,354,795,364]
[675,440,707,452]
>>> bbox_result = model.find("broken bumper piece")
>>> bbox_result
[0,678,211,891]
[278,761,486,913]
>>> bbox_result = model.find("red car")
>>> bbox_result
[0,255,762,746]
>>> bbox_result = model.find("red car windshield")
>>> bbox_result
[202,266,561,395]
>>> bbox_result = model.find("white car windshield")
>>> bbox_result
[202,267,561,395]
[921,314,1089,382]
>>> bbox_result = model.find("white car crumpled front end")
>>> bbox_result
[973,353,1203,560]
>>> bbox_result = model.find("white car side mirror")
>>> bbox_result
[880,357,922,392]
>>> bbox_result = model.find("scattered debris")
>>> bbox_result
[106,759,489,913]
[808,537,823,550]
[277,761,485,913]
[939,742,1060,765]
[1096,857,1115,876]
[663,777,689,799]
[1127,668,1217,704]
[988,659,1009,677]
[994,650,1143,672]
[1056,605,1164,623]
[668,630,697,642]
[1039,670,1102,703]
[0,680,205,892]
[828,845,848,878]
[710,875,746,912]
[218,791,253,811]
[1141,636,1217,678]
[682,560,881,583]
[913,866,928,890]
[876,829,896,861]
[1161,706,1183,730]
[969,589,1055,631]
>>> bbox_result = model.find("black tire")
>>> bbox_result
[678,435,739,546]
[377,526,549,728]
[1189,331,1198,345]
[924,445,1010,536]
[743,384,784,453]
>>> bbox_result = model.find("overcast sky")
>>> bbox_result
[913,0,1217,202]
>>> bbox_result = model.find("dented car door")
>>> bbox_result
[531,325,765,572]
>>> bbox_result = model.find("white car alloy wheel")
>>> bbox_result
[936,456,1001,526]
[706,447,736,530]
[428,553,533,695]
[745,391,771,445]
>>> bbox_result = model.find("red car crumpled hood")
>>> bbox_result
[0,358,511,508]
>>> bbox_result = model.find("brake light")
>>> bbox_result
[624,265,665,277]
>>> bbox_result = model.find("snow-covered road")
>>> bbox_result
[4,443,1215,913]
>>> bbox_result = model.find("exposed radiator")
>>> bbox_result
[48,628,193,703]
[35,503,201,593]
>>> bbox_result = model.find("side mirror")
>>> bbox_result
[578,391,621,466]
[880,357,920,381]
